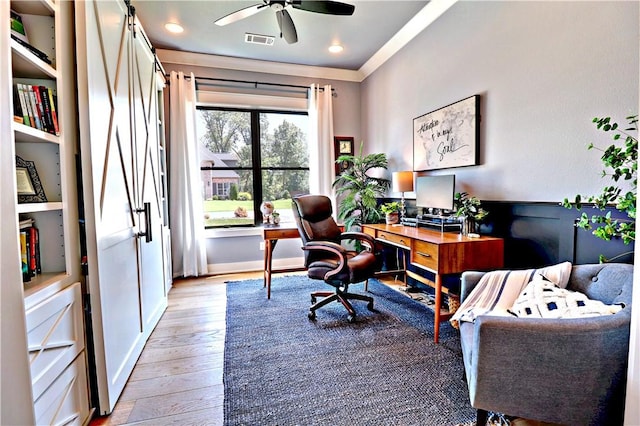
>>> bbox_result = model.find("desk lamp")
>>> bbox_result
[392,171,414,222]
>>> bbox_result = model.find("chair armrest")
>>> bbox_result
[467,312,631,422]
[303,240,347,257]
[460,271,487,303]
[340,231,376,250]
[302,240,349,281]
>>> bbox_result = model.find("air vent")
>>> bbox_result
[245,33,275,46]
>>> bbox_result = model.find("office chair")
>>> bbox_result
[292,195,380,323]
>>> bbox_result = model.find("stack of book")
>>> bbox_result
[19,218,41,283]
[13,83,59,135]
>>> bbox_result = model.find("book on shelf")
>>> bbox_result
[19,225,41,281]
[21,83,36,128]
[10,10,28,44]
[14,83,59,135]
[12,84,24,124]
[39,86,55,134]
[20,230,30,282]
[16,84,29,124]
[19,217,34,229]
[47,87,59,135]
[17,84,33,127]
[33,85,48,132]
[26,84,42,130]
[11,34,52,65]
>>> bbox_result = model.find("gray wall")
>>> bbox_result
[361,1,639,202]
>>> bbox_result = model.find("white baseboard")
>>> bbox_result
[207,257,305,275]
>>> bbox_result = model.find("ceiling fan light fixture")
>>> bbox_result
[328,44,344,53]
[164,22,184,34]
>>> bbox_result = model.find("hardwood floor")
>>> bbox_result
[89,271,262,426]
[88,271,557,426]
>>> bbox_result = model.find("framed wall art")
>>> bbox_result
[334,136,354,175]
[16,156,47,203]
[413,95,480,171]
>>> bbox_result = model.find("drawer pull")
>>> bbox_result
[400,239,406,245]
[379,235,386,239]
[416,251,431,258]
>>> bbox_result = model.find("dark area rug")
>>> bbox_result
[223,275,476,426]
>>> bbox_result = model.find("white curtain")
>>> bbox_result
[168,71,208,277]
[308,84,335,198]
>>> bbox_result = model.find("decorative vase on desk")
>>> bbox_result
[462,217,477,236]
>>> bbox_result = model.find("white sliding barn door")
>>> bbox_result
[131,22,168,333]
[75,0,167,414]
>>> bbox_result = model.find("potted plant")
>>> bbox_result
[454,192,489,235]
[562,115,637,262]
[380,201,401,224]
[332,142,390,230]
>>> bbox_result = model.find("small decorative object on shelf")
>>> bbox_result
[15,156,47,203]
[260,201,275,224]
[272,212,281,225]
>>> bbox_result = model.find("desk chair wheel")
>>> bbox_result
[311,295,316,304]
[367,301,374,311]
[308,310,316,321]
[347,314,356,323]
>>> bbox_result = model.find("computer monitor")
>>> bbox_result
[415,174,455,213]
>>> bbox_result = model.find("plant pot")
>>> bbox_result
[462,217,477,235]
[385,212,399,225]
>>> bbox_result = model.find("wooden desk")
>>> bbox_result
[362,224,504,343]
[261,225,305,299]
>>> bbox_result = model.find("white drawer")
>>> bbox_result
[25,282,85,399]
[34,352,90,426]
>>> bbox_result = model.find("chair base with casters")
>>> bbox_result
[308,283,374,323]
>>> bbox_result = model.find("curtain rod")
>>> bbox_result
[165,74,336,96]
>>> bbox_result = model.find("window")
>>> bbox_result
[197,107,310,228]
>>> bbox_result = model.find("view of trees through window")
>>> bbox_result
[197,107,310,227]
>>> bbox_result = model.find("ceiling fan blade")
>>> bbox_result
[276,9,298,44]
[291,1,355,15]
[215,3,267,26]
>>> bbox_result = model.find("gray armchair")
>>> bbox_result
[459,263,633,425]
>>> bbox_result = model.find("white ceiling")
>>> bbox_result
[132,1,431,72]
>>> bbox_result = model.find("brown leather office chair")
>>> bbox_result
[292,195,380,322]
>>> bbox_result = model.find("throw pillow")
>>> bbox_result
[509,276,623,318]
[450,261,572,327]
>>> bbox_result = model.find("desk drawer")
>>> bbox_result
[376,231,411,249]
[264,228,300,239]
[412,240,439,270]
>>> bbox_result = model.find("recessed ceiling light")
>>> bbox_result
[165,22,184,34]
[328,44,344,54]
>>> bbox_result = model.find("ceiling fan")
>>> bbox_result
[214,0,355,44]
